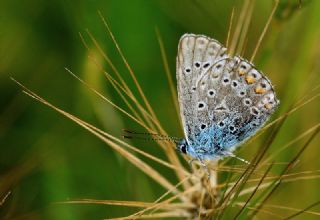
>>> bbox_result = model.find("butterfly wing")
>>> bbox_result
[177,34,228,143]
[177,34,279,152]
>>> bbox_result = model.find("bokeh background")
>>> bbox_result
[1,0,320,219]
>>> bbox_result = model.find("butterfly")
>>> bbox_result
[175,34,279,165]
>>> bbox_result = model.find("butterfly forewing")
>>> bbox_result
[177,34,226,142]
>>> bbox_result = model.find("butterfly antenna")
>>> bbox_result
[122,129,179,143]
[123,129,179,139]
[122,136,177,142]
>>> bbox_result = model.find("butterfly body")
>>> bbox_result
[176,34,279,162]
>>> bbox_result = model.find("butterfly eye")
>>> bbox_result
[180,144,187,154]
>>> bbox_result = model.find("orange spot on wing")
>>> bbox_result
[255,87,266,94]
[264,103,272,109]
[245,76,255,84]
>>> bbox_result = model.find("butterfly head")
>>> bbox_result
[176,139,189,155]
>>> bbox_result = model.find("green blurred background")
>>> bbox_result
[1,0,320,219]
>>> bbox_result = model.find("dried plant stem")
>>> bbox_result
[65,68,149,130]
[80,32,157,132]
[132,179,197,218]
[0,191,11,206]
[225,7,235,48]
[265,203,320,217]
[250,0,279,62]
[12,78,182,194]
[97,12,189,187]
[82,31,132,97]
[155,28,180,121]
[58,199,194,210]
[234,163,273,218]
[98,11,158,124]
[262,123,320,165]
[247,92,320,145]
[228,0,251,56]
[235,0,255,55]
[234,202,284,218]
[249,128,320,218]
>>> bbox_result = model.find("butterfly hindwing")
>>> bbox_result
[198,56,279,153]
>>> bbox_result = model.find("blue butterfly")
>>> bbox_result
[175,34,279,165]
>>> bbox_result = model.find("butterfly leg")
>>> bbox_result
[188,158,196,167]
[189,158,211,179]
[198,158,211,180]
[226,152,250,164]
